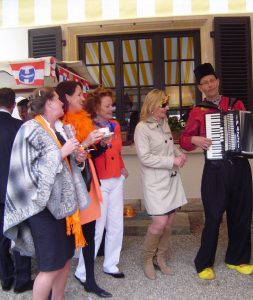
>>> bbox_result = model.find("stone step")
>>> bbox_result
[124,211,190,236]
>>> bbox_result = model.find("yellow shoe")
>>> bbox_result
[198,267,216,280]
[226,264,253,275]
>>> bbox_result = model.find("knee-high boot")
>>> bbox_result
[143,231,161,280]
[156,227,173,275]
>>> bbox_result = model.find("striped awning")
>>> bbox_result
[0,0,252,29]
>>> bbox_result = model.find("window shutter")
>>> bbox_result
[214,17,252,109]
[28,26,62,60]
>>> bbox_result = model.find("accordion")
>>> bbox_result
[205,110,253,160]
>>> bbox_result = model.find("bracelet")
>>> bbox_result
[81,142,89,149]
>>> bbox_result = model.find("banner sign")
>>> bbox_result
[10,60,45,86]
[58,66,70,82]
[72,73,90,95]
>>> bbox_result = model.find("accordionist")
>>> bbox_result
[180,63,253,281]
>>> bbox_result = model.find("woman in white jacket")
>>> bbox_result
[134,89,187,280]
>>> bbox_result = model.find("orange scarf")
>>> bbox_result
[63,110,103,205]
[62,110,95,142]
[35,115,86,249]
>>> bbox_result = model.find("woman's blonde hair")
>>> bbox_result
[140,89,167,122]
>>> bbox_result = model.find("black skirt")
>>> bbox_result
[27,208,75,272]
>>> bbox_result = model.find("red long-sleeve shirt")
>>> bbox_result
[179,96,246,151]
[94,120,125,179]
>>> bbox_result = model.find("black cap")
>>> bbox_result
[194,63,217,84]
[17,98,29,107]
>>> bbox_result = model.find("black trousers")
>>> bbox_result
[0,204,31,288]
[195,157,252,273]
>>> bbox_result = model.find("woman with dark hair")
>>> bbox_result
[56,81,112,298]
[76,87,128,280]
[4,87,89,300]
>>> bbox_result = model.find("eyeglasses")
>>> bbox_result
[200,78,217,86]
[160,95,169,108]
[160,101,169,108]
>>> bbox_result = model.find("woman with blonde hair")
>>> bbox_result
[134,89,187,280]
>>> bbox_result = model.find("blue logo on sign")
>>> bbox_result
[19,66,35,84]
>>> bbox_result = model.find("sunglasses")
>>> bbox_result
[160,101,169,108]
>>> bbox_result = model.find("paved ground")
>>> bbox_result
[1,220,253,300]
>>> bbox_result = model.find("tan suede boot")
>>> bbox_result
[143,231,161,280]
[156,227,174,275]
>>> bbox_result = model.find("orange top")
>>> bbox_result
[94,120,125,179]
[62,111,102,225]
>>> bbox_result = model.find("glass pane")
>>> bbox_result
[165,62,180,84]
[87,66,99,84]
[123,88,139,111]
[139,63,153,85]
[102,65,115,87]
[123,64,137,86]
[180,37,194,59]
[181,61,195,84]
[166,86,180,108]
[85,42,99,64]
[123,91,135,111]
[182,85,195,107]
[123,110,140,143]
[122,40,136,62]
[164,37,178,60]
[138,39,152,61]
[140,87,155,107]
[101,41,114,63]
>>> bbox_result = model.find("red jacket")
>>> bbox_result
[179,96,246,151]
[94,120,125,179]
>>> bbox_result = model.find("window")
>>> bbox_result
[78,30,201,142]
[85,41,115,87]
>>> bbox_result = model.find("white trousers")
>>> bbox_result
[75,175,124,281]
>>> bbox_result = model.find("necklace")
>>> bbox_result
[94,119,116,132]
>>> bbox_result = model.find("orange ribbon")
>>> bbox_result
[35,115,86,249]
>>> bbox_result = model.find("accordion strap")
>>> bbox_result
[228,97,239,110]
[196,101,220,110]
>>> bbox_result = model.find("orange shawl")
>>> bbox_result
[35,115,86,249]
[62,110,94,142]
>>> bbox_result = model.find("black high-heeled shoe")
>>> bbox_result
[83,283,112,298]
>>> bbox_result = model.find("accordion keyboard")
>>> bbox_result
[205,113,224,160]
[205,111,241,160]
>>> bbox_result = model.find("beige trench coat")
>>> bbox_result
[134,118,187,215]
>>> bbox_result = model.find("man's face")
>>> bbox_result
[17,105,28,121]
[198,74,220,100]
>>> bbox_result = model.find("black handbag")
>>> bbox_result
[81,160,92,192]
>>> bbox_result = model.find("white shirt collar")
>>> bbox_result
[0,107,11,114]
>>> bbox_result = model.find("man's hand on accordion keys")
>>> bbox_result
[191,136,212,150]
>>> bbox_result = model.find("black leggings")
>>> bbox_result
[81,221,96,286]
